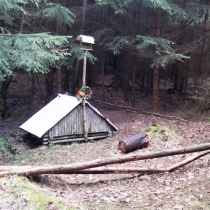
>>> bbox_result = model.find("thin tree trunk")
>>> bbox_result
[32,74,35,96]
[1,76,13,118]
[64,67,70,92]
[199,0,210,81]
[178,61,186,97]
[123,55,129,101]
[153,65,159,112]
[141,62,145,93]
[45,71,54,96]
[131,62,136,107]
[152,8,161,112]
[101,56,105,100]
[163,69,167,111]
[56,67,61,93]
[56,0,61,93]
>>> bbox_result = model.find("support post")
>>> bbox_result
[82,50,88,142]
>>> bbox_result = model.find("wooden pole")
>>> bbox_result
[1,143,210,177]
[82,50,88,142]
[1,150,210,175]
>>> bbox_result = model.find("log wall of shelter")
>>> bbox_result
[47,104,113,138]
[43,132,109,144]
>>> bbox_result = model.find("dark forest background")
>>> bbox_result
[1,0,210,119]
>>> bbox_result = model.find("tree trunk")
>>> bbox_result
[45,70,54,96]
[55,0,61,93]
[1,76,13,118]
[1,144,210,177]
[131,61,136,107]
[141,62,145,93]
[163,68,167,111]
[64,67,70,92]
[152,8,161,112]
[123,54,129,101]
[101,56,105,100]
[199,0,210,81]
[32,74,35,96]
[153,65,159,112]
[56,68,62,93]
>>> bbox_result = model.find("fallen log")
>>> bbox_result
[1,143,210,177]
[118,133,148,153]
[166,150,210,172]
[0,150,209,175]
[94,99,187,122]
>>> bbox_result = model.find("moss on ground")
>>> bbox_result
[144,123,181,147]
[0,176,76,210]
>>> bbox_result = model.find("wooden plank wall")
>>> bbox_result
[48,104,113,138]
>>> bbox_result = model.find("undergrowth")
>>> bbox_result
[0,137,11,156]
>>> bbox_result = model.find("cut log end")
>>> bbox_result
[118,132,149,153]
[118,141,127,153]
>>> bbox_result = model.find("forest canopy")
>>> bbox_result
[1,0,210,114]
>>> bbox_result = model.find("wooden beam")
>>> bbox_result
[1,143,210,177]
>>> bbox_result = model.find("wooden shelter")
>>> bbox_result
[20,94,118,144]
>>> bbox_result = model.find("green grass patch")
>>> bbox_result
[0,176,76,210]
[203,117,210,122]
[12,143,84,166]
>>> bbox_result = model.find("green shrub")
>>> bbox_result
[203,117,210,122]
[0,137,8,155]
[191,83,210,111]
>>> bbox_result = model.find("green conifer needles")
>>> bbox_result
[0,33,72,80]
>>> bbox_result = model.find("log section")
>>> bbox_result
[118,133,148,153]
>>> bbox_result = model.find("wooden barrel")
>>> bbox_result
[118,132,148,153]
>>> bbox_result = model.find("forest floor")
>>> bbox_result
[1,73,210,209]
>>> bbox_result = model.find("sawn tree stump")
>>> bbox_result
[118,132,148,153]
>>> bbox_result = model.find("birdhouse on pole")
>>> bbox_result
[76,35,95,50]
